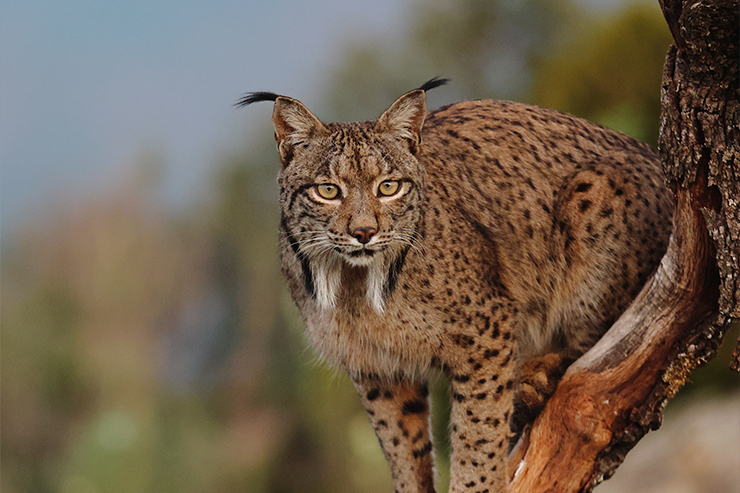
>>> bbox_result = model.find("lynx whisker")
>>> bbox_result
[394,229,426,258]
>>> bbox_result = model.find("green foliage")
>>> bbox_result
[325,0,583,121]
[530,3,673,146]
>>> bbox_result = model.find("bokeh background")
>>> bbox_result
[2,0,738,492]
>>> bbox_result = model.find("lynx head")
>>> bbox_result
[238,78,447,313]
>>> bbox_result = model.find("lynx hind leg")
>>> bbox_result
[553,158,673,352]
[352,375,436,493]
[511,352,574,437]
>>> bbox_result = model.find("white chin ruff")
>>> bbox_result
[313,257,342,311]
[313,253,386,314]
[344,252,376,267]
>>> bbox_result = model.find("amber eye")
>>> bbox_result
[316,183,340,200]
[378,180,400,197]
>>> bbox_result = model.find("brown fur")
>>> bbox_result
[262,86,672,492]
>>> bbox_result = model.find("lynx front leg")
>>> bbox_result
[352,375,436,493]
[446,345,516,493]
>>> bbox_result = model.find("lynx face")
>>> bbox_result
[275,96,428,312]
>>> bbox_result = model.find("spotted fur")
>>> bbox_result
[246,81,673,492]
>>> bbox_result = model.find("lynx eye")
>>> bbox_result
[378,180,401,197]
[316,183,340,200]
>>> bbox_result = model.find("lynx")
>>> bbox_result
[238,78,673,492]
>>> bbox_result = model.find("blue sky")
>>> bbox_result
[0,0,409,232]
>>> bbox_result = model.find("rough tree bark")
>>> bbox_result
[508,1,739,491]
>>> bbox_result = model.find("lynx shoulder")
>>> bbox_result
[240,78,673,492]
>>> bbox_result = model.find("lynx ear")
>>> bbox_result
[374,89,427,154]
[272,97,328,165]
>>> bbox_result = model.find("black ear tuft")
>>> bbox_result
[417,77,450,93]
[235,91,282,108]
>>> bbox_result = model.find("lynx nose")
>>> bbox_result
[352,226,377,244]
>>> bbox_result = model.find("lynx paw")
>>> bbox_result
[511,353,573,436]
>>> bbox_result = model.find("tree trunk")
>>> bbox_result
[508,1,739,491]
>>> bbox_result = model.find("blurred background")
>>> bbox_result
[1,0,738,492]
